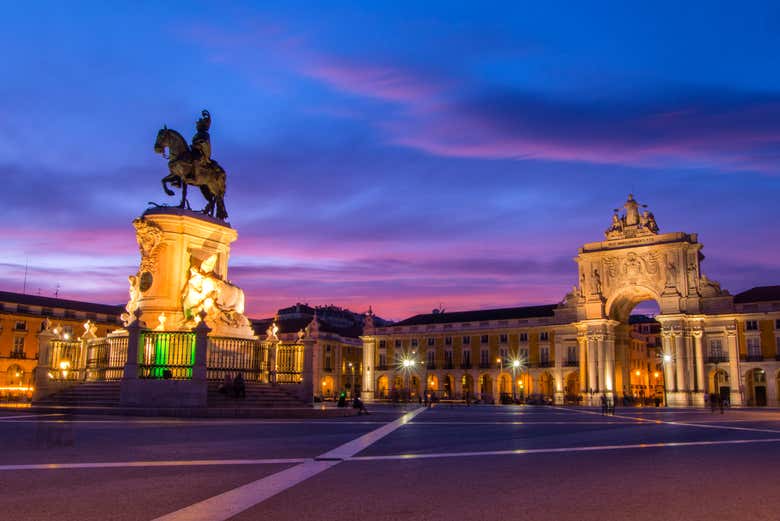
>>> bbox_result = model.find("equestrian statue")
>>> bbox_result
[153,110,228,220]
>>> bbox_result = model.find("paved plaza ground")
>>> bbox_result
[1,404,779,521]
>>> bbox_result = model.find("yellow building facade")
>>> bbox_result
[0,291,121,399]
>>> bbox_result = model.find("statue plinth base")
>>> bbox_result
[123,207,255,339]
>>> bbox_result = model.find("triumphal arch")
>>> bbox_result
[568,195,734,406]
[365,193,777,408]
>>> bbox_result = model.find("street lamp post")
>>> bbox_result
[512,359,521,403]
[348,361,355,398]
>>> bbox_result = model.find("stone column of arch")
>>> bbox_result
[603,332,616,395]
[725,324,743,406]
[660,328,676,401]
[691,326,705,405]
[577,333,587,401]
[587,333,599,402]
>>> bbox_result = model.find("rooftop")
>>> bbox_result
[734,285,780,304]
[0,290,123,316]
[391,304,558,327]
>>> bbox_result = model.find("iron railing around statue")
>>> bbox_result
[86,335,128,381]
[275,344,304,384]
[138,331,196,379]
[48,338,87,381]
[207,336,266,382]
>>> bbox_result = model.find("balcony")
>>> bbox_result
[443,363,454,370]
[742,355,764,362]
[460,363,472,369]
[478,363,491,369]
[537,361,552,368]
[9,351,26,359]
[426,363,436,370]
[376,365,388,371]
[706,355,728,364]
[564,359,579,367]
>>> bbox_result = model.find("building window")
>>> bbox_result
[427,337,435,346]
[519,348,528,360]
[411,338,419,347]
[540,347,550,364]
[747,337,761,358]
[462,350,471,367]
[395,340,402,348]
[462,336,471,345]
[12,336,25,356]
[64,310,76,319]
[427,350,435,367]
[378,353,387,369]
[499,334,508,344]
[519,332,528,343]
[539,331,549,342]
[775,319,780,330]
[41,307,53,316]
[14,321,27,331]
[379,340,386,348]
[444,350,453,368]
[709,339,723,358]
[480,349,489,367]
[480,335,489,344]
[567,345,578,363]
[745,320,758,331]
[17,305,29,313]
[499,348,508,363]
[445,336,452,345]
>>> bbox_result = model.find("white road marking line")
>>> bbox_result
[562,407,780,433]
[408,421,641,425]
[348,437,780,461]
[0,413,64,421]
[0,419,389,425]
[153,407,428,521]
[0,458,305,471]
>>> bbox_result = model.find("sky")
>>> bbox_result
[2,1,780,320]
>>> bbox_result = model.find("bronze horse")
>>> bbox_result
[154,127,228,220]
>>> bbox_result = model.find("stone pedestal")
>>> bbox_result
[123,207,254,338]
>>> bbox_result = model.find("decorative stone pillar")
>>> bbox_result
[33,328,57,401]
[725,324,743,406]
[192,312,210,382]
[122,309,143,381]
[299,331,315,404]
[361,336,376,402]
[674,330,686,399]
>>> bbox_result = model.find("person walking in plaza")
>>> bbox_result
[600,394,607,415]
[233,372,246,399]
[710,393,717,413]
[352,395,369,415]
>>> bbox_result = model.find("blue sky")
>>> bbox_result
[2,1,779,319]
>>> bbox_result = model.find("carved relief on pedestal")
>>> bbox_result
[122,218,164,326]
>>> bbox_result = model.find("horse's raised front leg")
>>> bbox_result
[161,175,176,197]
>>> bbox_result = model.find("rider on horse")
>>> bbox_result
[191,110,212,171]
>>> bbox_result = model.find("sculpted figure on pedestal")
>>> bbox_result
[121,275,141,326]
[182,254,249,329]
[153,109,229,220]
